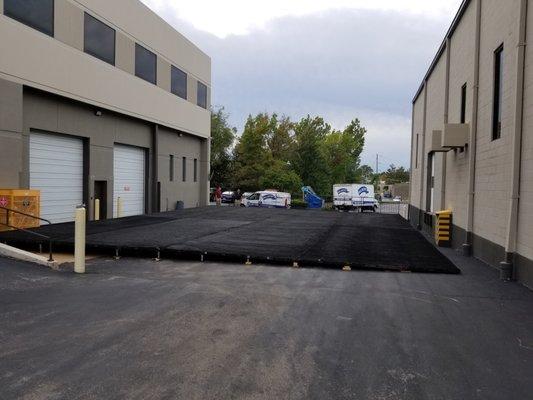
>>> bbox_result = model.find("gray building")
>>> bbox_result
[0,0,211,223]
[409,0,533,288]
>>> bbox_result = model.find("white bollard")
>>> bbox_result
[94,198,100,221]
[74,205,86,274]
[117,197,123,218]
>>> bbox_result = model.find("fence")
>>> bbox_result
[377,202,409,219]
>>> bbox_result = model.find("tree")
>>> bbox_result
[210,107,236,187]
[259,160,302,195]
[267,115,294,162]
[355,165,374,184]
[291,116,331,196]
[382,164,410,184]
[233,113,276,191]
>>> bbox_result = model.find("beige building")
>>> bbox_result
[0,0,211,223]
[409,0,533,288]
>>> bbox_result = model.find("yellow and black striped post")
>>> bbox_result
[435,210,452,247]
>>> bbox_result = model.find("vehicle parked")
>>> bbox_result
[244,191,291,209]
[333,184,378,212]
[221,191,236,204]
[240,192,254,207]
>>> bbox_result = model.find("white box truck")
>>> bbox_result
[333,184,378,212]
[244,191,291,209]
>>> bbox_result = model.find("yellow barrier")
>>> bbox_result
[435,210,452,247]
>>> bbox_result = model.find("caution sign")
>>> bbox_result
[0,197,8,208]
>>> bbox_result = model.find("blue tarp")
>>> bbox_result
[302,186,324,209]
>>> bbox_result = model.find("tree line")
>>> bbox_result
[210,107,409,197]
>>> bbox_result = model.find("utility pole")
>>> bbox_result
[375,154,379,175]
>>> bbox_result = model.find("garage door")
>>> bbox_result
[30,132,84,224]
[113,144,145,218]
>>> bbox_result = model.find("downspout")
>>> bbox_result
[441,38,451,211]
[418,81,428,229]
[408,103,416,222]
[463,0,482,256]
[501,0,528,281]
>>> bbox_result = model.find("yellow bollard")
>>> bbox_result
[94,198,100,221]
[74,206,86,274]
[117,196,123,218]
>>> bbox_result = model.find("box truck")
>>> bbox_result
[333,184,378,212]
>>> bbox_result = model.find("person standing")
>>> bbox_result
[215,185,222,206]
[235,189,242,207]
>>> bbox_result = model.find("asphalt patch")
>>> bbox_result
[0,207,459,273]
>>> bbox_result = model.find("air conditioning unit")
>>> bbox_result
[430,130,448,152]
[442,123,469,149]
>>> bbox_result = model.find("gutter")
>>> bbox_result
[441,38,451,210]
[463,0,482,256]
[501,0,528,280]
[418,81,428,229]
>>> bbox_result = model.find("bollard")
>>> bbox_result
[74,205,86,274]
[94,198,100,221]
[117,197,123,218]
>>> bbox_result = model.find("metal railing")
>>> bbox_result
[0,206,54,262]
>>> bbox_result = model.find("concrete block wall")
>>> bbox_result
[410,92,426,211]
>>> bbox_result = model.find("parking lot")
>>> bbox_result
[0,207,457,274]
[1,252,532,400]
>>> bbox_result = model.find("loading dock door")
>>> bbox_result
[29,132,84,224]
[113,144,145,218]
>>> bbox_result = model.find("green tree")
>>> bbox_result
[210,107,236,187]
[291,116,331,196]
[355,165,374,183]
[267,115,295,162]
[382,164,410,184]
[259,160,302,195]
[233,113,276,191]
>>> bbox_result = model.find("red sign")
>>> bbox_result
[0,197,8,208]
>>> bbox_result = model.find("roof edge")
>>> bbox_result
[412,0,472,104]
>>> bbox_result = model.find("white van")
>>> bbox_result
[333,184,378,212]
[244,191,291,209]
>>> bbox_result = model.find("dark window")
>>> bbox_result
[194,158,198,182]
[460,83,467,124]
[492,45,504,140]
[415,134,419,169]
[169,155,174,182]
[84,13,115,65]
[197,81,208,109]
[182,157,187,182]
[135,43,157,84]
[4,0,54,36]
[171,66,187,99]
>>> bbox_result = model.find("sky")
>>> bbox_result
[140,0,463,170]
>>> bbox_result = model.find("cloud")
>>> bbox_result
[140,4,457,168]
[141,0,461,38]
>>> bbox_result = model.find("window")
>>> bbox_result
[182,157,187,182]
[460,83,467,124]
[492,45,504,140]
[4,0,54,36]
[197,82,208,109]
[415,134,419,169]
[84,13,115,65]
[135,44,157,84]
[194,159,198,182]
[169,155,174,182]
[171,66,187,100]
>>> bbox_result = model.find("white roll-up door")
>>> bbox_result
[29,132,84,224]
[113,144,145,217]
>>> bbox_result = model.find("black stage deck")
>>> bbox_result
[0,207,460,273]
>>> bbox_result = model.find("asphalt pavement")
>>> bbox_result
[1,249,532,400]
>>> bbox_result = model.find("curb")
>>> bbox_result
[0,243,58,269]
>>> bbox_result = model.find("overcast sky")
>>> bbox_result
[140,0,462,169]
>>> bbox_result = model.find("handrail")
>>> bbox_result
[0,206,54,262]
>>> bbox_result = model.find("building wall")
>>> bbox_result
[516,3,533,285]
[444,3,476,230]
[410,0,533,288]
[0,0,211,139]
[424,56,447,213]
[473,0,519,249]
[409,91,425,215]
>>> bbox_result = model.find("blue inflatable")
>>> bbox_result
[302,186,325,209]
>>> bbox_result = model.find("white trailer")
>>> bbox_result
[333,184,378,212]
